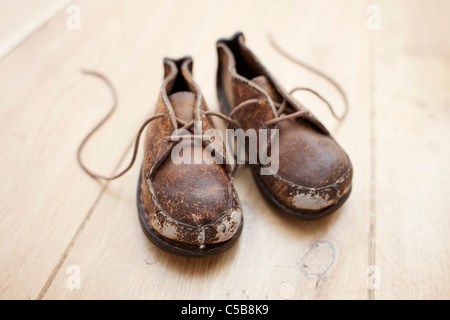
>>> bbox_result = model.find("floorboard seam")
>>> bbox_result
[368,22,377,301]
[0,0,75,62]
[37,132,138,299]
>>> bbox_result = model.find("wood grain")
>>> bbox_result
[0,0,448,300]
[40,0,371,300]
[372,0,450,299]
[0,0,72,60]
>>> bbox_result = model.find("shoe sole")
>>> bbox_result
[136,170,243,257]
[218,90,351,220]
[250,164,352,220]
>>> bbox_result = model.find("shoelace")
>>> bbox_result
[230,86,345,128]
[78,36,348,181]
[77,70,238,180]
[267,32,348,121]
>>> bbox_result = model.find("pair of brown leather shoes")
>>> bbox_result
[136,32,352,257]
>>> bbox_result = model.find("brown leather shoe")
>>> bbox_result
[216,32,352,219]
[137,57,243,256]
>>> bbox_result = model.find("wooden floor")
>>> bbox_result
[1,0,449,300]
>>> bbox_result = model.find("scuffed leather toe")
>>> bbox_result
[264,119,353,213]
[146,148,242,248]
[217,32,353,219]
[139,56,243,255]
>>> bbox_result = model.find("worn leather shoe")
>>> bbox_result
[138,57,243,256]
[216,32,352,219]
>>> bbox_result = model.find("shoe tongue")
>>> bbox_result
[168,91,196,123]
[251,75,282,104]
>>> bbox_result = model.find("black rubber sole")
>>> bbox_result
[218,87,351,220]
[250,164,352,220]
[136,172,243,257]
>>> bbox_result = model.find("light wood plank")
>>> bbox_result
[41,0,372,299]
[3,0,448,300]
[0,0,72,60]
[0,0,177,299]
[373,0,450,299]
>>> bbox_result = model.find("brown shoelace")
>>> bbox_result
[267,32,348,120]
[78,36,348,180]
[77,70,237,180]
[230,86,345,128]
